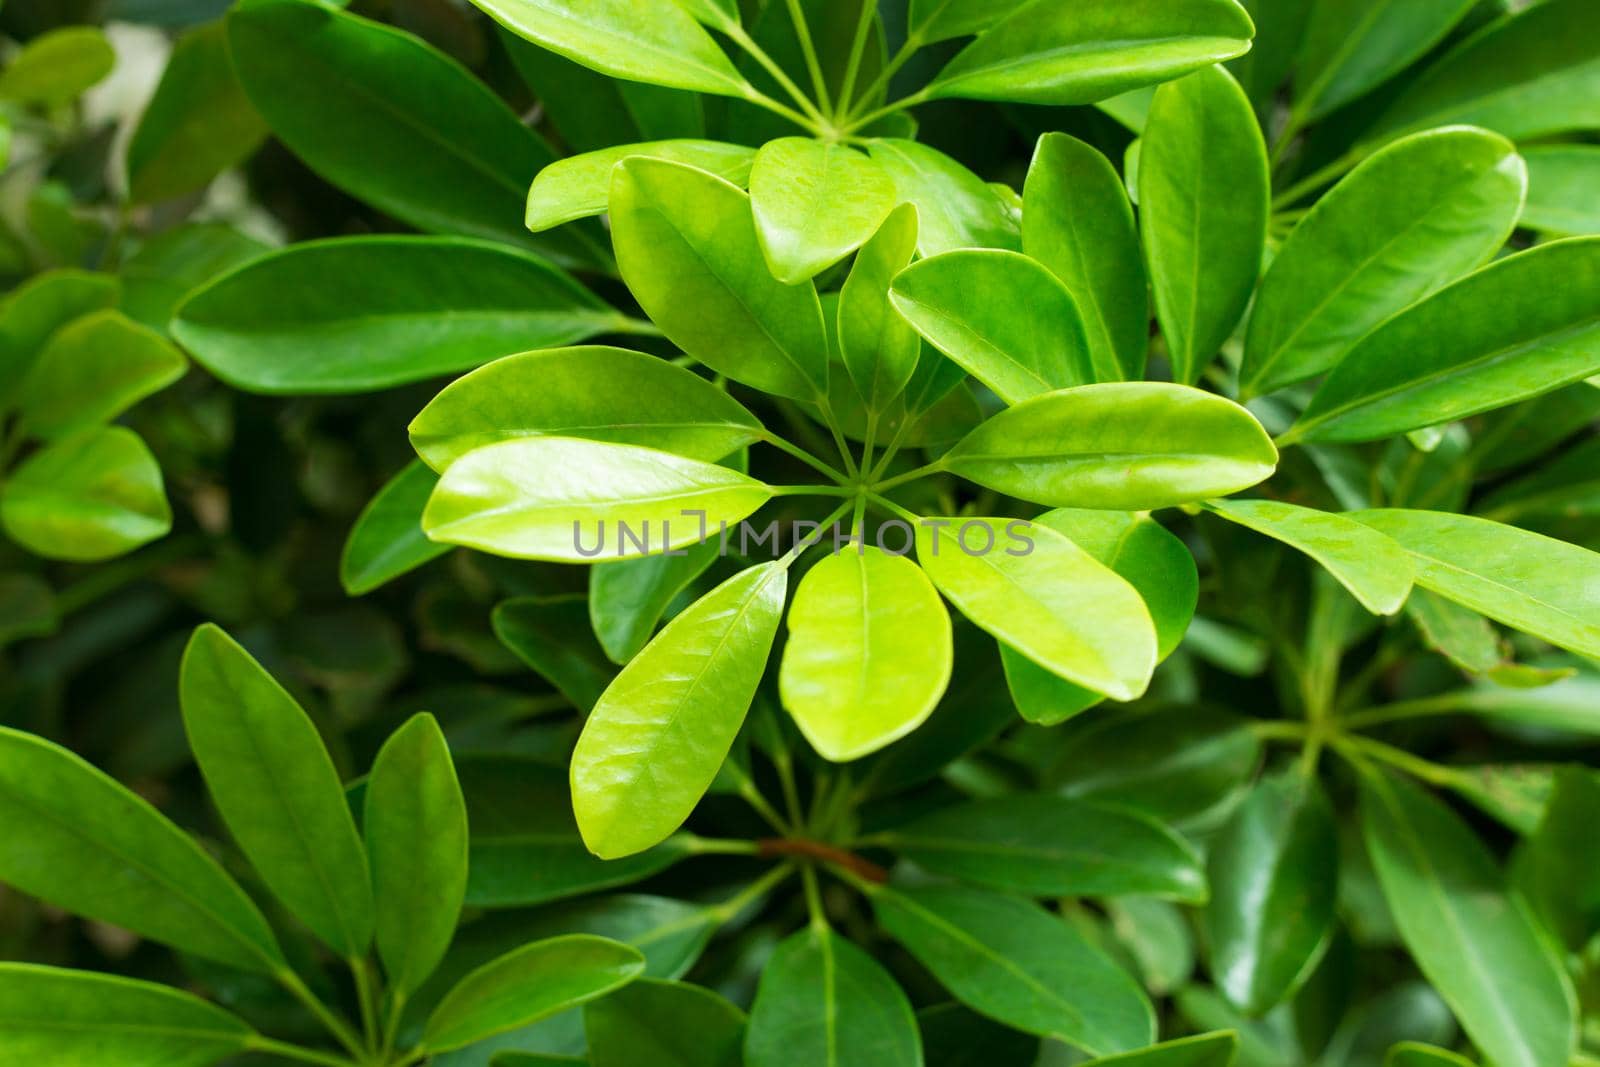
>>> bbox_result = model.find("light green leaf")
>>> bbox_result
[917,518,1157,702]
[572,562,787,858]
[526,140,755,230]
[423,437,770,562]
[1286,238,1600,443]
[0,270,119,399]
[890,249,1093,404]
[125,22,267,204]
[0,427,171,562]
[1141,64,1268,385]
[881,795,1206,902]
[180,624,374,957]
[1205,770,1337,1015]
[874,885,1154,1055]
[1385,1044,1476,1067]
[589,540,720,665]
[422,935,645,1053]
[867,140,1020,256]
[1291,0,1476,123]
[588,978,744,1067]
[1082,1032,1240,1067]
[1205,499,1413,615]
[943,383,1277,510]
[611,157,829,401]
[494,596,616,711]
[0,964,255,1065]
[341,460,450,596]
[465,0,745,95]
[1360,768,1575,1067]
[0,727,283,972]
[779,547,952,761]
[1023,133,1148,381]
[1407,588,1502,674]
[410,346,762,473]
[18,309,186,439]
[0,27,114,105]
[908,0,1031,44]
[839,203,922,410]
[750,138,897,284]
[1367,0,1600,145]
[174,236,617,394]
[925,0,1255,105]
[1349,509,1600,659]
[1515,766,1600,950]
[1521,145,1600,236]
[366,713,468,996]
[745,927,920,1067]
[1241,127,1527,398]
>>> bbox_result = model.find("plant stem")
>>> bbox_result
[709,861,798,922]
[275,969,368,1063]
[836,0,878,119]
[378,990,407,1063]
[1272,148,1365,209]
[771,484,856,498]
[248,1036,357,1067]
[843,88,930,135]
[1341,693,1473,732]
[741,85,827,136]
[683,835,763,856]
[801,863,829,930]
[726,25,829,127]
[866,491,920,525]
[816,396,860,478]
[758,430,850,485]
[784,0,833,118]
[349,957,380,1056]
[1331,734,1461,788]
[872,458,945,493]
[845,33,924,121]
[773,745,805,827]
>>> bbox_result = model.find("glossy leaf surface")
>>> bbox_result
[750,138,897,284]
[526,140,755,230]
[867,140,1019,256]
[1520,145,1600,236]
[1292,0,1476,122]
[839,203,922,410]
[0,427,171,563]
[18,309,186,439]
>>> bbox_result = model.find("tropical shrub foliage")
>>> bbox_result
[1,0,1599,1065]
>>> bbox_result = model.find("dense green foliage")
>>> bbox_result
[2,0,1599,1065]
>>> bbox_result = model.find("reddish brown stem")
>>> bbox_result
[756,838,888,884]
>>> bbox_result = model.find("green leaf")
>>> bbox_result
[410,346,762,473]
[925,0,1256,105]
[750,137,897,284]
[1349,509,1600,659]
[18,309,186,439]
[464,0,745,95]
[867,140,1020,256]
[0,269,119,399]
[0,727,283,972]
[341,460,450,596]
[1241,127,1527,398]
[1287,237,1600,443]
[0,427,171,562]
[118,224,271,337]
[1360,768,1574,1067]
[422,934,645,1053]
[745,926,921,1067]
[0,964,255,1065]
[1520,145,1600,236]
[526,140,755,231]
[494,596,616,711]
[779,547,952,761]
[1516,766,1600,950]
[839,203,922,411]
[125,22,267,204]
[227,0,594,266]
[180,624,374,957]
[611,157,829,401]
[423,437,770,562]
[881,795,1206,902]
[174,236,616,394]
[874,885,1154,1055]
[508,893,718,979]
[1291,0,1476,123]
[908,0,1030,44]
[1407,588,1502,674]
[943,383,1277,510]
[0,26,115,105]
[1385,1044,1476,1067]
[1204,770,1337,1015]
[1140,64,1268,385]
[1367,0,1600,145]
[1082,1032,1240,1067]
[1205,500,1413,615]
[1023,133,1148,381]
[589,539,721,665]
[1000,509,1197,725]
[366,713,468,996]
[0,573,56,648]
[588,978,744,1067]
[917,518,1157,702]
[572,562,787,858]
[889,249,1093,404]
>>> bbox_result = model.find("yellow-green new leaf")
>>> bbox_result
[0,729,283,973]
[180,624,374,957]
[867,140,1020,255]
[943,384,1277,510]
[572,562,788,858]
[422,934,645,1053]
[18,309,186,439]
[1140,65,1268,385]
[839,203,922,410]
[423,437,771,562]
[779,547,953,762]
[0,427,171,563]
[365,713,468,996]
[750,138,897,284]
[918,519,1156,702]
[1350,510,1600,660]
[1206,499,1414,615]
[0,965,256,1066]
[527,140,756,230]
[611,158,829,401]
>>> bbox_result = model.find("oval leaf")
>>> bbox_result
[527,140,756,230]
[340,460,450,596]
[0,269,119,396]
[1083,1033,1240,1067]
[0,426,171,563]
[840,202,923,410]
[1291,0,1476,123]
[588,978,745,1067]
[589,539,722,665]
[19,309,186,439]
[1521,145,1600,237]
[867,140,1020,256]
[750,137,897,284]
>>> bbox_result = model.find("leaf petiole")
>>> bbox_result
[275,968,368,1062]
[248,1035,358,1067]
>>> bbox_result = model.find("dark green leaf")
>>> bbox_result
[1516,766,1600,950]
[341,460,450,596]
[588,978,743,1067]
[1082,1032,1240,1067]
[1291,0,1476,123]
[494,596,616,711]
